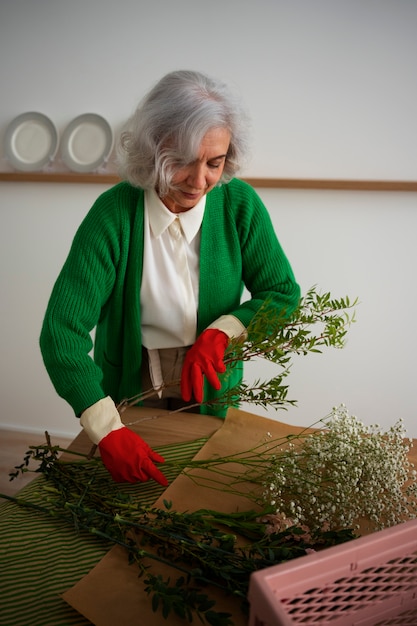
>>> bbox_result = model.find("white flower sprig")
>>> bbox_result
[263,404,417,532]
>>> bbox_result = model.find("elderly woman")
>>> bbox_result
[40,70,300,486]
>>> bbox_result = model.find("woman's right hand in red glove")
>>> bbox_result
[98,426,167,485]
[80,396,168,486]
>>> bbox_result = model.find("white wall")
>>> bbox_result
[1,1,416,437]
[243,188,417,433]
[1,0,416,178]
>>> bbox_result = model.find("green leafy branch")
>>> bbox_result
[229,287,357,364]
[118,286,357,415]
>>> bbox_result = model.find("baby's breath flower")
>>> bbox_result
[262,405,417,532]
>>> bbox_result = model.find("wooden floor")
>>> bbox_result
[0,428,72,497]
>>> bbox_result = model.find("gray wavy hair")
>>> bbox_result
[117,70,250,194]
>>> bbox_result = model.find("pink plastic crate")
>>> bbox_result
[248,518,417,625]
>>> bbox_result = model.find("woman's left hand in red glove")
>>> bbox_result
[181,329,229,403]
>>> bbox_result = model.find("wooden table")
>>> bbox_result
[64,405,223,456]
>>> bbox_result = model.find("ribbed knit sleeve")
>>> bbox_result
[199,179,300,333]
[39,183,141,416]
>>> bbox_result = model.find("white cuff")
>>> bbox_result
[207,314,247,340]
[80,396,124,444]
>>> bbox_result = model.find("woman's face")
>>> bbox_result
[161,127,231,214]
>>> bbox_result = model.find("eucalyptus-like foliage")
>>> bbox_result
[119,286,358,414]
[232,287,357,362]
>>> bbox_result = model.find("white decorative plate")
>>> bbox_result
[60,113,114,173]
[3,112,59,171]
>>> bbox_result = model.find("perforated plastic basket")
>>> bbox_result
[248,518,417,625]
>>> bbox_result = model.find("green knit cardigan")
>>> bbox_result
[40,179,300,418]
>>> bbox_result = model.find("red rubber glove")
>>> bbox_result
[181,329,229,403]
[98,427,168,486]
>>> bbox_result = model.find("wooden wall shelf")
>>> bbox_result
[0,171,417,191]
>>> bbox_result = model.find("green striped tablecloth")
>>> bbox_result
[0,438,206,626]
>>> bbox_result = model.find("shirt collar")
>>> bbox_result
[145,189,205,244]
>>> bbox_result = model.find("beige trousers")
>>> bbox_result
[141,346,196,411]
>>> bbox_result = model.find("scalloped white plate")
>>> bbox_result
[4,112,59,171]
[60,113,113,173]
